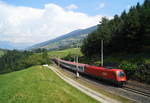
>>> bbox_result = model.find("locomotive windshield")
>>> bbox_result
[118,71,125,77]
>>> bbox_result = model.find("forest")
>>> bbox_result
[81,0,150,56]
[81,0,150,84]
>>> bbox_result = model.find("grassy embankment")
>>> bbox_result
[0,65,99,103]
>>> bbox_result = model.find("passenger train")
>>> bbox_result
[53,58,127,86]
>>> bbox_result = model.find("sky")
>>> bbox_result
[0,0,144,46]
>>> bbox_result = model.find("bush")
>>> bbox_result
[118,62,137,79]
[134,63,150,84]
[119,61,150,84]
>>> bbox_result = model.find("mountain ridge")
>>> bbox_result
[29,25,97,50]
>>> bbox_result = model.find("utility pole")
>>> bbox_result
[76,44,79,78]
[101,40,104,67]
[57,56,60,67]
[74,56,75,62]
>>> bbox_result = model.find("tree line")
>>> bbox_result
[0,50,50,74]
[81,0,150,57]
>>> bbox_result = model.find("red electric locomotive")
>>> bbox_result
[53,58,127,86]
[85,65,126,86]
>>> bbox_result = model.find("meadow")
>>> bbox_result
[48,48,82,58]
[0,65,99,103]
[0,50,4,57]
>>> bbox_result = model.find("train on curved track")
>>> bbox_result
[53,58,127,86]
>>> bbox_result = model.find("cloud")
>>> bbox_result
[126,5,131,9]
[0,2,107,44]
[66,4,78,10]
[99,3,105,9]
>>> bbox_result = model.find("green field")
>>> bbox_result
[0,50,4,57]
[48,48,82,58]
[0,65,99,103]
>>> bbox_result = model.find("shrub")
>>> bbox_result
[134,63,150,84]
[118,62,137,79]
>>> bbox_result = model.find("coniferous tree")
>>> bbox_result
[81,0,150,56]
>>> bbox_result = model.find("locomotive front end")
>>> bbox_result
[116,70,127,86]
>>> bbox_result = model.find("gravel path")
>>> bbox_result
[47,65,121,103]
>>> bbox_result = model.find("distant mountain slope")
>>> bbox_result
[0,41,30,50]
[29,25,97,50]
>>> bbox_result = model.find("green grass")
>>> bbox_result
[48,48,82,58]
[0,65,99,103]
[0,50,4,57]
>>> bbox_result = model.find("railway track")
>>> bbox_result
[62,65,150,98]
[53,64,150,103]
[80,71,150,98]
[48,65,120,103]
[57,63,149,90]
[122,86,150,98]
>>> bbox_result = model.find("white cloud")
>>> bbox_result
[0,2,108,44]
[66,4,78,10]
[127,5,131,9]
[99,3,105,9]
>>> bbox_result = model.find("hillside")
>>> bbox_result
[29,25,97,50]
[48,48,82,58]
[0,66,99,103]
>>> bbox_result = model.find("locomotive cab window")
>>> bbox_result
[118,71,125,77]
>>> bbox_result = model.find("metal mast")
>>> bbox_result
[101,40,104,67]
[76,44,79,78]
